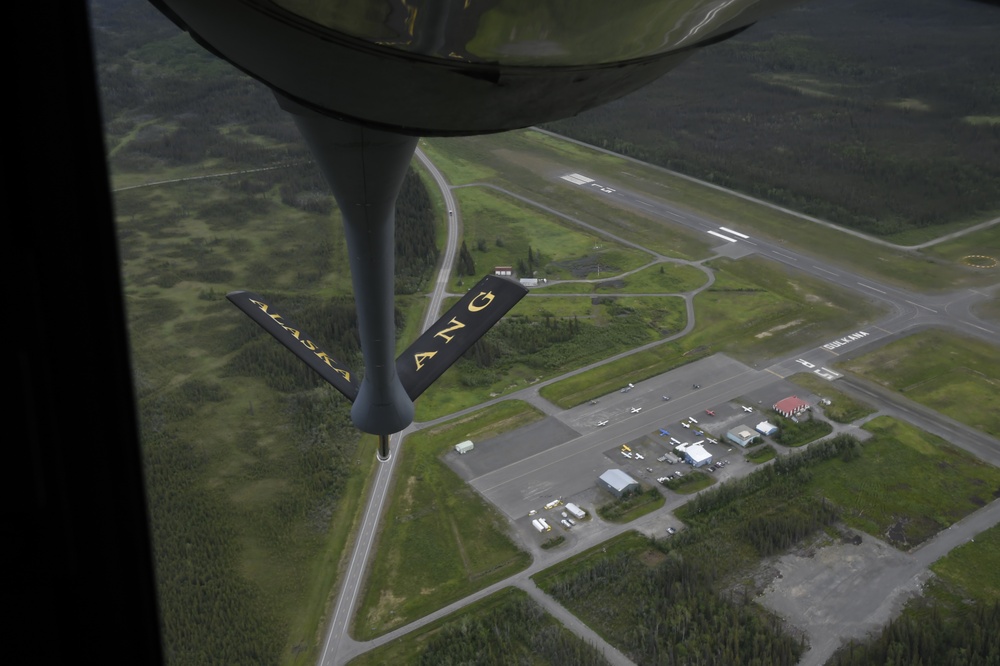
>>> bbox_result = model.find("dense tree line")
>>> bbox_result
[394,168,439,294]
[546,550,805,665]
[682,434,858,520]
[542,0,1000,237]
[828,598,1000,666]
[414,595,610,666]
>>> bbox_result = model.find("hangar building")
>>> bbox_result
[726,425,757,448]
[598,469,639,498]
[756,422,778,436]
[774,395,810,418]
[683,444,713,467]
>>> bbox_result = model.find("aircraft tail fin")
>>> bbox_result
[227,290,359,402]
[396,275,527,400]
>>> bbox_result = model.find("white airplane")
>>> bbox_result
[630,407,642,413]
[621,451,632,458]
[635,453,644,460]
[707,437,718,444]
[742,405,754,413]
[681,422,690,428]
[596,420,609,426]
[688,416,699,424]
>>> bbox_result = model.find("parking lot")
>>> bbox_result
[452,355,826,537]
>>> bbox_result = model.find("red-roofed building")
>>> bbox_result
[774,395,809,418]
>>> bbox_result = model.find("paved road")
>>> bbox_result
[318,147,999,666]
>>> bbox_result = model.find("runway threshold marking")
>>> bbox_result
[561,173,594,185]
[707,230,738,243]
[718,226,749,239]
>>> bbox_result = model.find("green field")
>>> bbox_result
[450,185,653,287]
[540,255,886,408]
[841,330,1000,437]
[746,444,777,464]
[414,294,686,421]
[348,587,610,666]
[596,487,665,522]
[930,524,1000,604]
[353,402,540,639]
[808,417,1000,548]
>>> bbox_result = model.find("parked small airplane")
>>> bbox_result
[707,437,718,444]
[659,428,670,436]
[662,395,670,401]
[596,420,609,426]
[688,416,698,424]
[634,453,644,460]
[621,451,632,458]
[705,409,715,416]
[630,407,642,414]
[622,444,631,452]
[670,437,681,445]
[694,430,704,436]
[681,422,690,428]
[743,405,754,412]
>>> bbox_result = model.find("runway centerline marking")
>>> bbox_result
[858,282,887,294]
[905,300,937,313]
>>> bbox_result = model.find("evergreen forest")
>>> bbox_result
[544,0,1000,238]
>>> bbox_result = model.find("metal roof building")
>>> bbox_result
[726,425,757,448]
[774,395,810,418]
[598,469,639,498]
[756,421,778,436]
[683,444,713,467]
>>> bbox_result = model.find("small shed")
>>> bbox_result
[565,503,587,519]
[454,440,474,454]
[756,421,778,436]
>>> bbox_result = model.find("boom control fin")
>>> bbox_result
[227,290,359,403]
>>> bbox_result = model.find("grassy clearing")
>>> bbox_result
[662,470,715,494]
[594,262,708,293]
[451,185,652,287]
[541,254,885,408]
[789,373,877,423]
[808,417,1000,549]
[353,402,540,639]
[424,132,714,261]
[930,524,1000,604]
[919,221,1000,264]
[746,445,777,464]
[415,296,684,421]
[596,488,665,522]
[539,342,702,409]
[772,414,833,447]
[841,329,1000,437]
